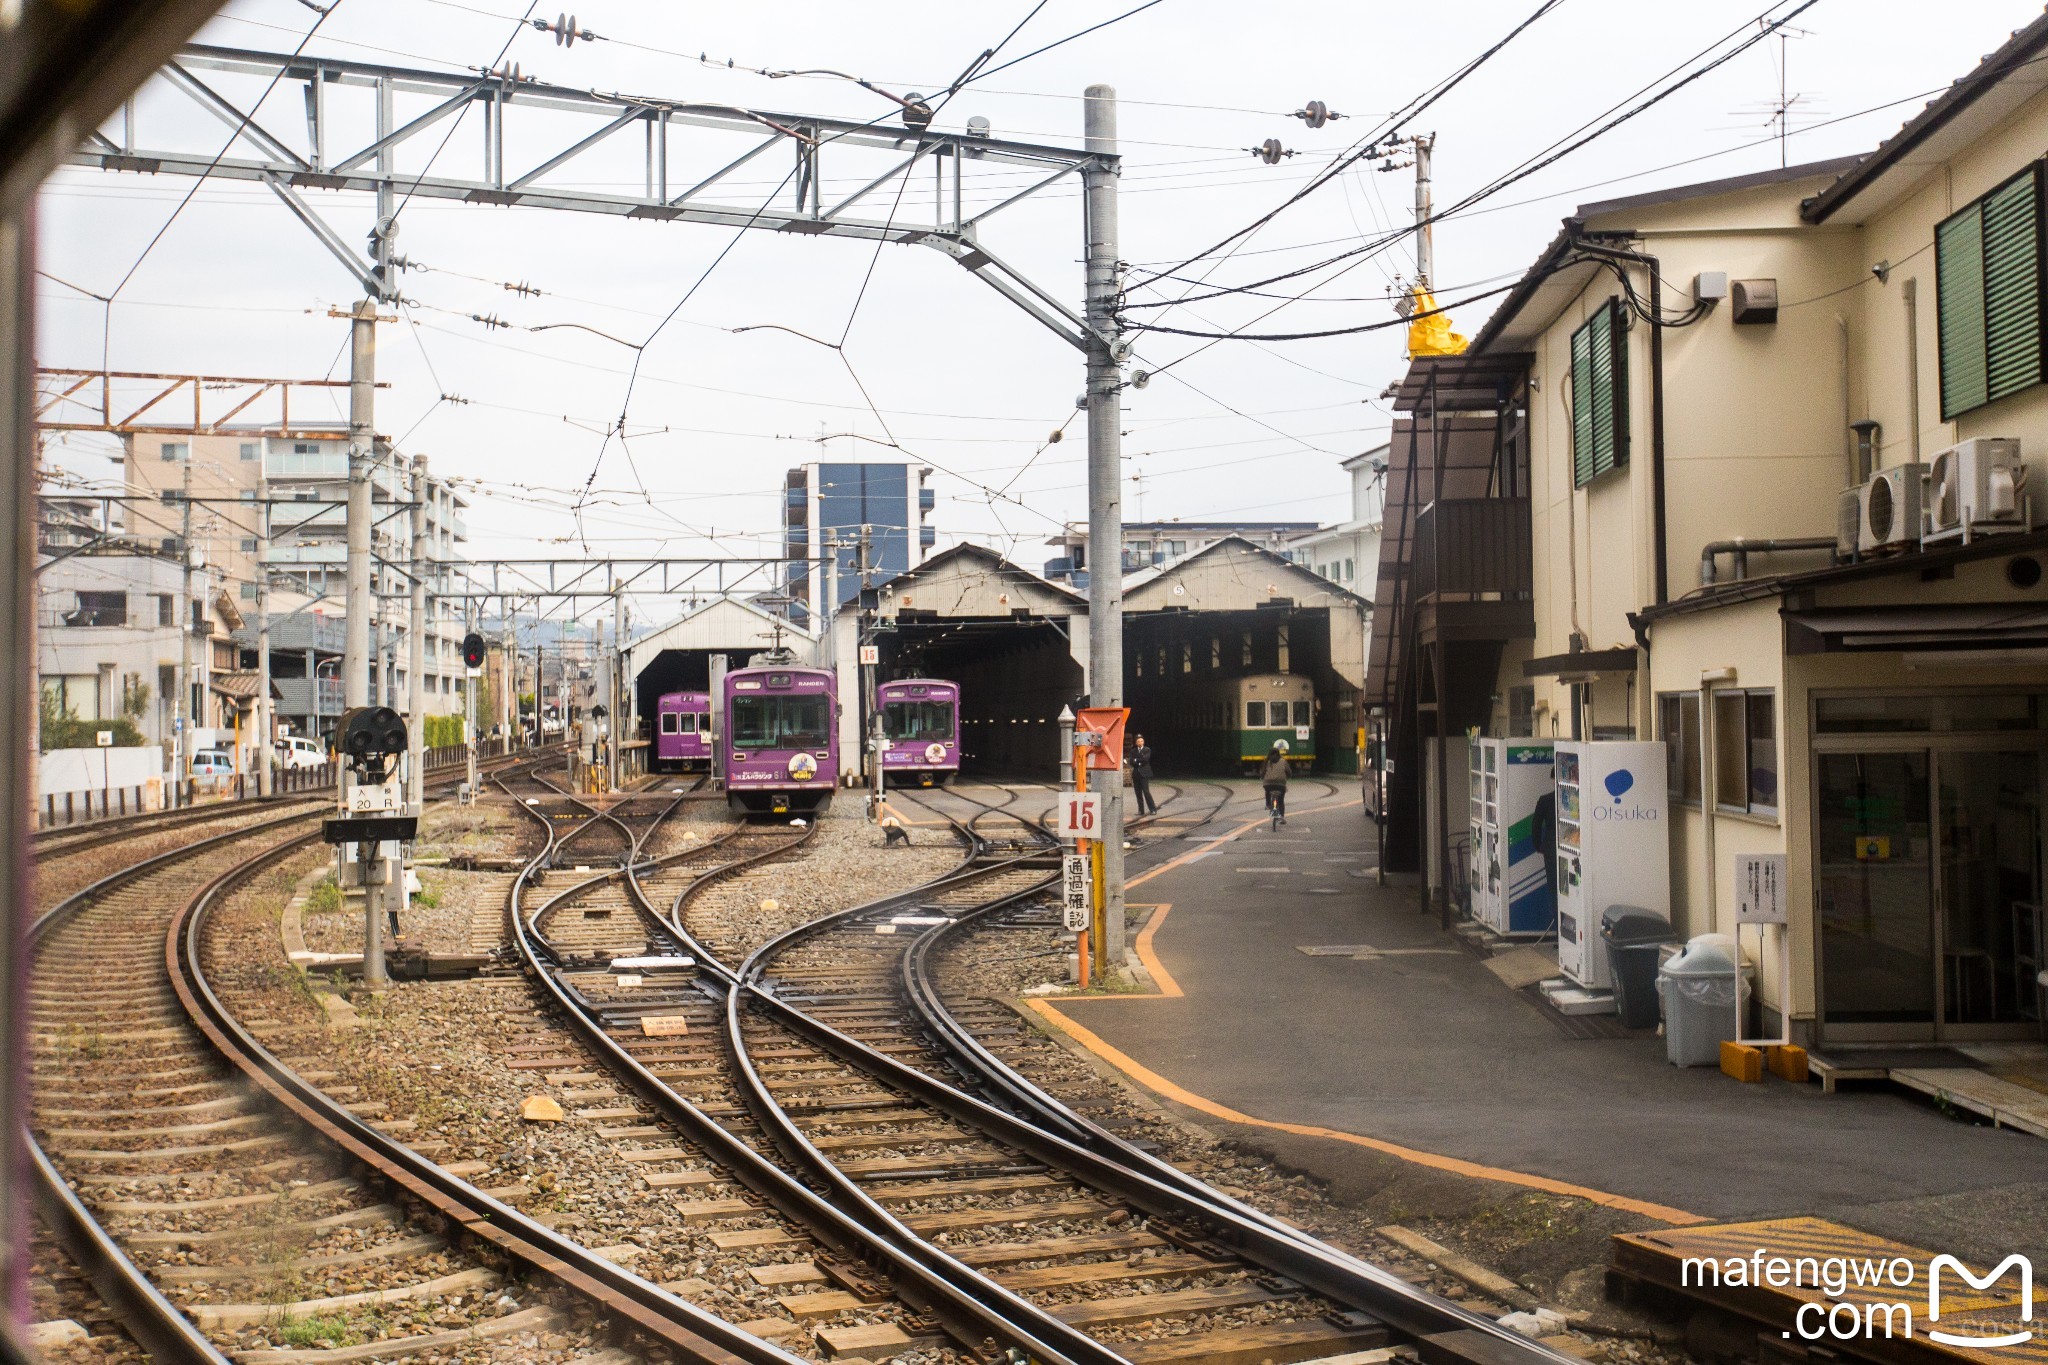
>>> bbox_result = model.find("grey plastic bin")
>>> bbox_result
[1600,906,1681,1029]
[1658,938,1742,1067]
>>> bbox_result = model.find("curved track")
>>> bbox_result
[29,755,796,1365]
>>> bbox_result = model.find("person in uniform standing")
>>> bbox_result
[1129,733,1158,816]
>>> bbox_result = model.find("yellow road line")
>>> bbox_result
[1025,998,1704,1226]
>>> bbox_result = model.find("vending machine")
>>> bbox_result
[1475,739,1557,935]
[1467,742,1490,927]
[1553,740,1669,990]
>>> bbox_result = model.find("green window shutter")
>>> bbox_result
[1982,166,2043,404]
[1938,165,2047,420]
[1938,204,1987,417]
[1570,299,1627,487]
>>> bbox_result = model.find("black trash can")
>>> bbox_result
[1600,905,1681,1029]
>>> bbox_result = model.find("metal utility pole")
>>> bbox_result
[1082,85,1127,972]
[175,454,194,809]
[1412,133,1435,290]
[406,454,428,810]
[255,458,273,798]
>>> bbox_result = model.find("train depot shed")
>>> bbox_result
[625,596,815,730]
[816,537,1370,780]
[830,543,1090,776]
[1122,537,1370,776]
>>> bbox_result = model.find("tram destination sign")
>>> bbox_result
[1061,854,1089,932]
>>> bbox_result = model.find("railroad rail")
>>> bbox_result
[657,781,1570,1365]
[27,757,793,1364]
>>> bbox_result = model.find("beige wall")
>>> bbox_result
[1488,85,2048,1034]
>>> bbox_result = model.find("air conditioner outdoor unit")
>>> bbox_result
[1858,463,1928,554]
[1925,438,2029,546]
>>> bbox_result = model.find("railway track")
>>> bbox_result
[646,782,1566,1365]
[28,756,797,1364]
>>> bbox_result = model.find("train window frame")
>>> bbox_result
[1293,700,1312,727]
[661,712,681,735]
[1246,700,1267,727]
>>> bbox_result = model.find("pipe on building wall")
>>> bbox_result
[1699,667,1738,938]
[1697,537,1837,586]
[1903,277,1922,462]
[1568,235,1669,605]
[1838,313,1854,485]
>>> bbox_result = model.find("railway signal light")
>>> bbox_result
[462,632,487,670]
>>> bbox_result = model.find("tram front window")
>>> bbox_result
[732,696,830,749]
[884,700,954,743]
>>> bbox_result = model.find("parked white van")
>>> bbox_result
[277,736,326,771]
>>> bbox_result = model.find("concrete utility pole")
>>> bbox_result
[343,300,375,715]
[858,525,883,813]
[609,583,623,789]
[1413,132,1435,290]
[255,458,272,797]
[406,454,428,810]
[1082,85,1127,971]
[175,453,194,809]
[464,600,478,796]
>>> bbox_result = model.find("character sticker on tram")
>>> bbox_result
[787,752,818,781]
[924,742,947,764]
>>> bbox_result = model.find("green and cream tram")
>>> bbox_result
[1164,674,1317,773]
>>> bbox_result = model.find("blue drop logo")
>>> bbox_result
[1604,768,1635,804]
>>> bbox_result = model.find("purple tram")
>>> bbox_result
[723,664,837,816]
[653,690,711,771]
[878,678,959,788]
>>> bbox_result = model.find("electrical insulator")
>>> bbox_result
[901,93,934,130]
[1293,100,1341,128]
[1252,139,1293,165]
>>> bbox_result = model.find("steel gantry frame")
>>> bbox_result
[72,43,1134,975]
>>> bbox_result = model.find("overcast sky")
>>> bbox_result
[34,0,2044,609]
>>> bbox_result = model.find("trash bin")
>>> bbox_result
[1659,937,1744,1067]
[1600,906,1681,1028]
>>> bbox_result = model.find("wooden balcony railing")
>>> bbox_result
[1413,498,1532,599]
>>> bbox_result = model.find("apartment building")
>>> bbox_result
[1372,20,2048,1047]
[1043,520,1316,586]
[123,432,470,739]
[783,461,935,627]
[1283,446,1387,602]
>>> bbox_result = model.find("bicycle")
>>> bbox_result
[1264,785,1286,832]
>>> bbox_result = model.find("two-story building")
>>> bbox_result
[1373,19,2048,1047]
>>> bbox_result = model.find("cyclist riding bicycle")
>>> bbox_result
[1260,741,1291,828]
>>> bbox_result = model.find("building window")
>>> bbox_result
[1343,557,1354,581]
[1241,632,1253,668]
[69,591,126,626]
[240,537,258,553]
[157,594,174,626]
[1181,643,1192,674]
[1569,298,1628,486]
[160,441,188,462]
[239,583,259,601]
[1937,162,2045,419]
[240,442,259,461]
[1507,686,1535,737]
[1209,637,1221,670]
[1711,689,1777,815]
[1659,692,1702,805]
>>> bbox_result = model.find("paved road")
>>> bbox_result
[1055,781,2048,1267]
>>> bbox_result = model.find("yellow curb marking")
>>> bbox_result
[1025,997,1704,1226]
[1029,797,1705,1228]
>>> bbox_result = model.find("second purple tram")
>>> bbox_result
[878,678,959,788]
[723,664,838,816]
[653,690,711,771]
